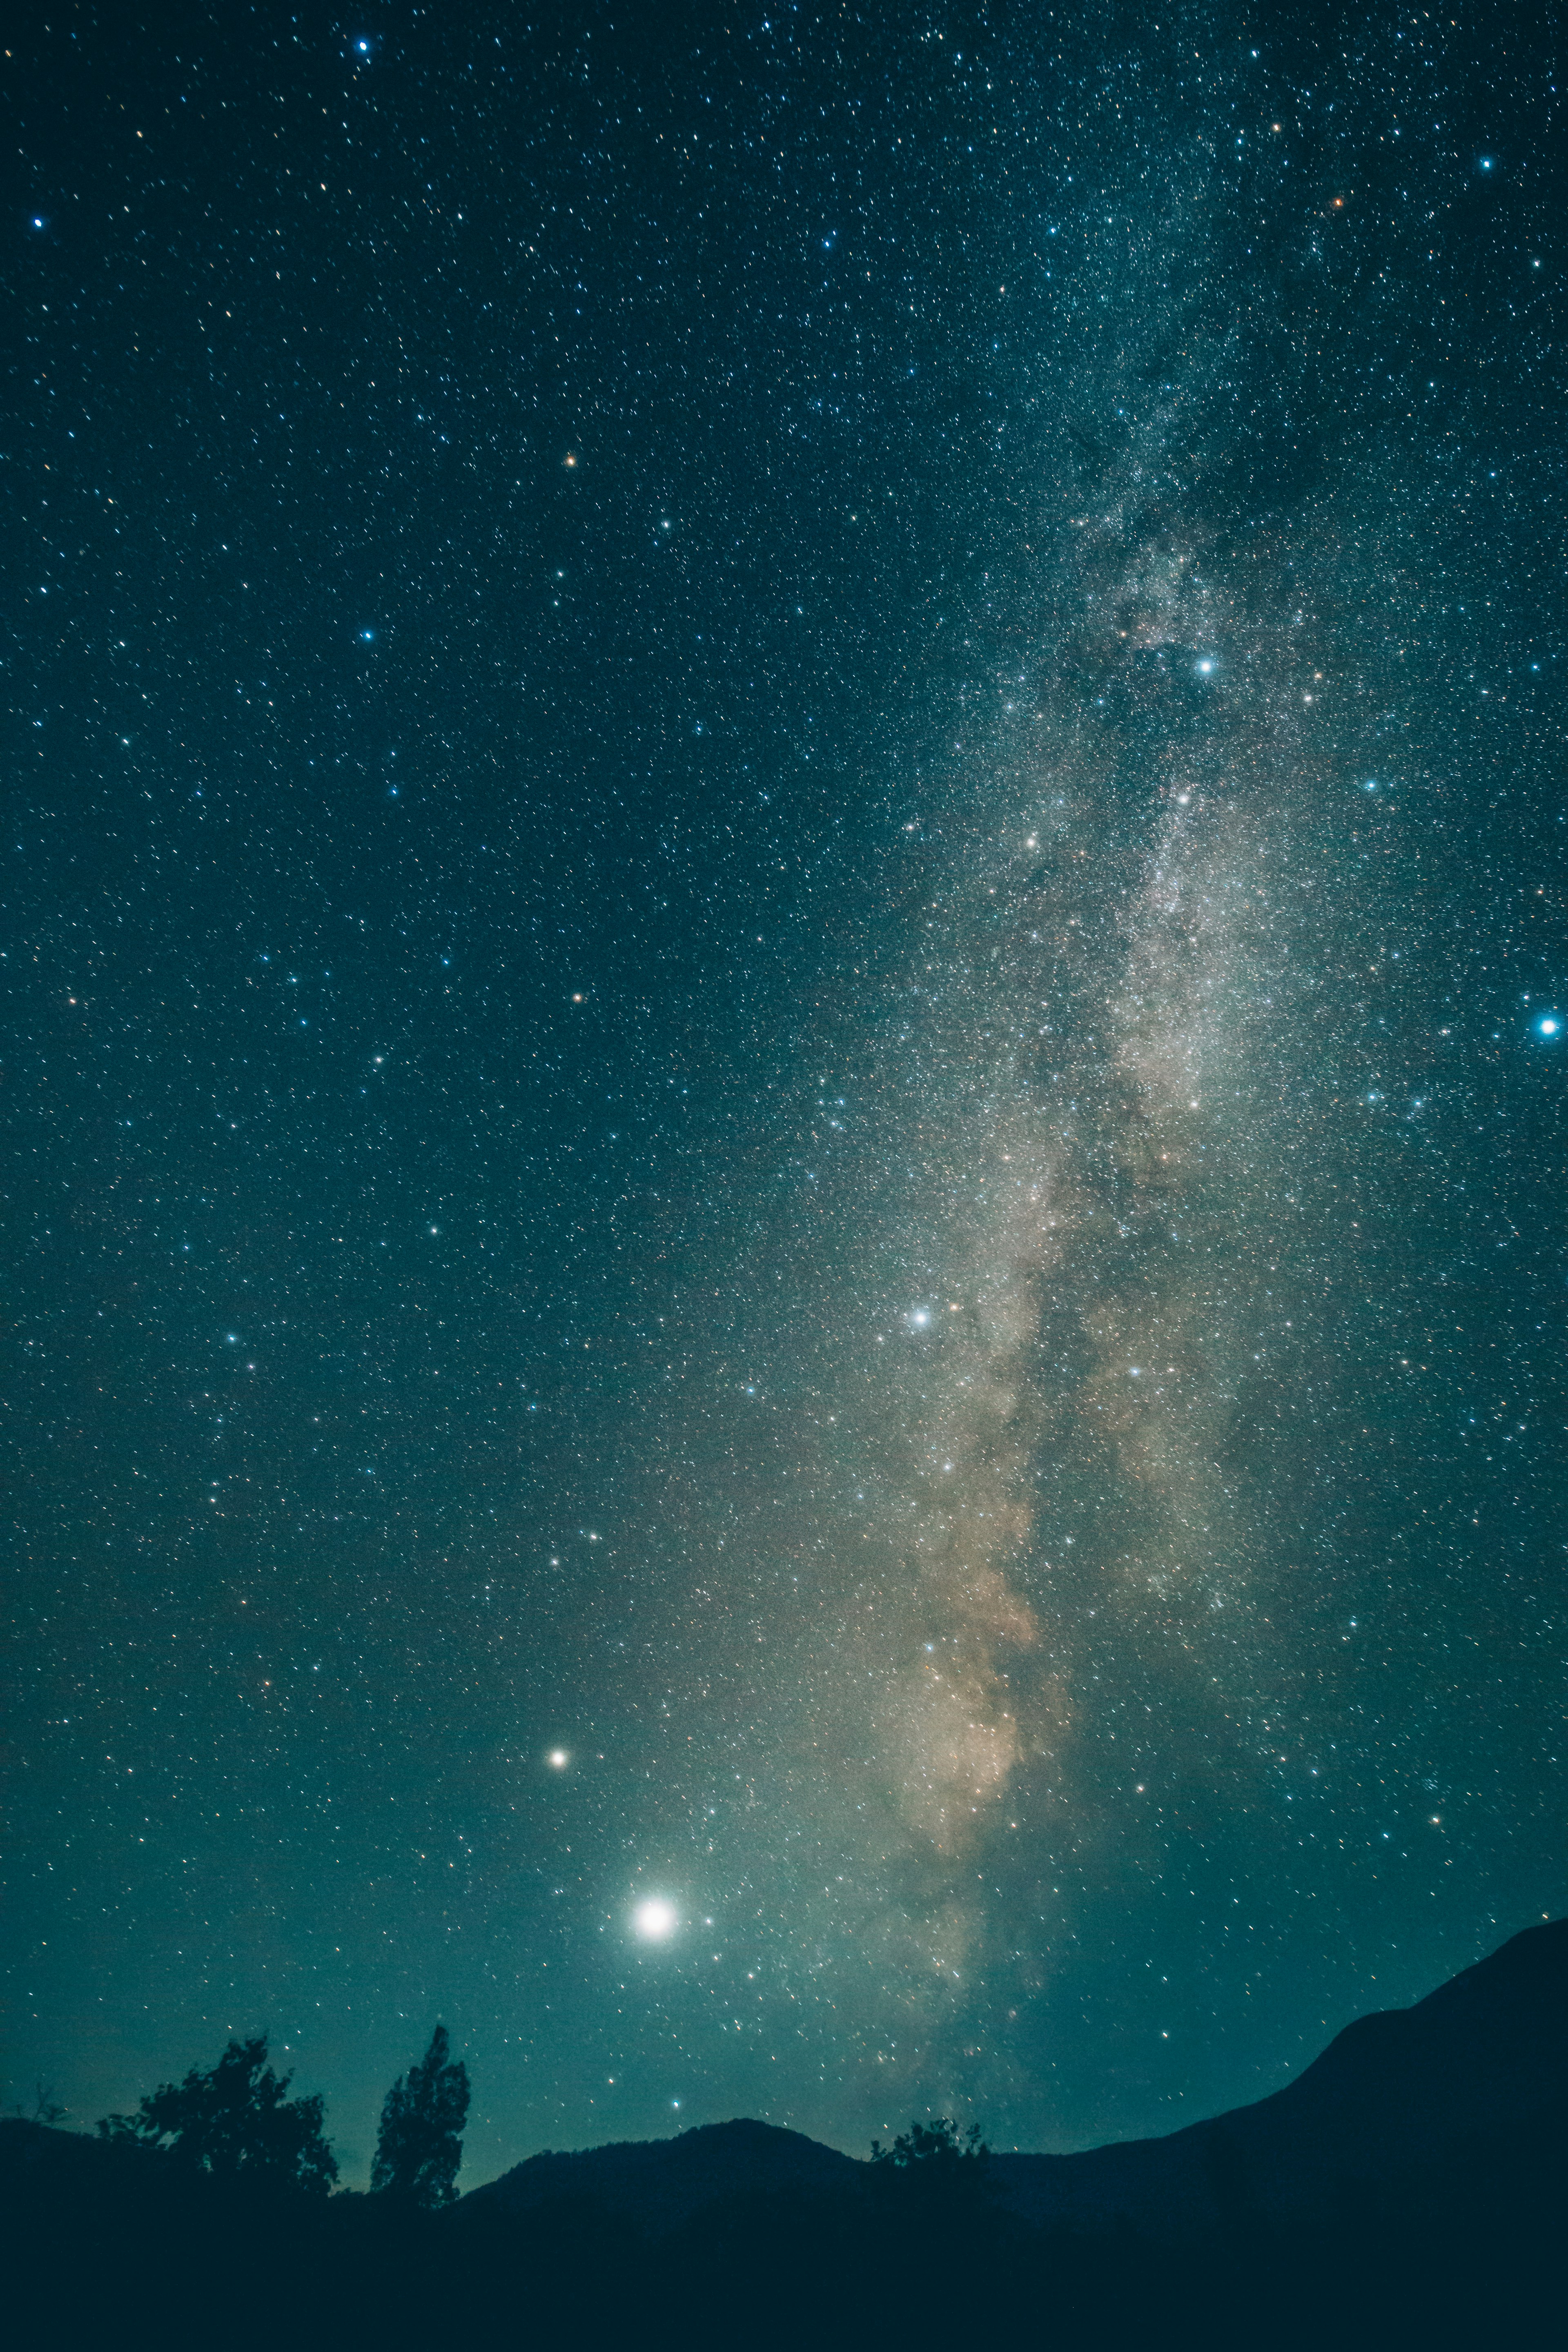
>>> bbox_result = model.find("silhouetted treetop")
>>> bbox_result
[870,2116,990,2173]
[372,2023,470,2208]
[96,2034,337,2195]
[869,2116,994,2209]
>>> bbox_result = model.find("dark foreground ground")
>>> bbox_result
[10,1922,1565,2350]
[2,2098,1561,2352]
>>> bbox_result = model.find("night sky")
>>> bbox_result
[6,1,1566,2189]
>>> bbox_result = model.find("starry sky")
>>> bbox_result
[6,1,1566,2187]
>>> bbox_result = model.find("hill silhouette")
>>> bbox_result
[4,1918,1562,2350]
[456,1916,1566,2239]
[989,1913,1568,2234]
[456,2111,862,2234]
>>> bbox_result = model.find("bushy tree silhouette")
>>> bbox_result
[96,2035,337,2194]
[371,2023,470,2207]
[869,2116,990,2174]
[869,2116,994,2218]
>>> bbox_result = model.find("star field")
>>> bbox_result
[4,2,1565,2185]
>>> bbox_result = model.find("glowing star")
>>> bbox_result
[634,1898,677,1940]
[547,1749,568,1768]
[1195,657,1215,675]
[907,1307,931,1329]
[1537,1016,1561,1038]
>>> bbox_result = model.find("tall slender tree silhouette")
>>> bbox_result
[371,2024,471,2207]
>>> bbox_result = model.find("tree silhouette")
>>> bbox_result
[96,2035,337,2194]
[869,2116,993,2216]
[11,2079,66,2126]
[870,2116,990,2174]
[371,2023,471,2207]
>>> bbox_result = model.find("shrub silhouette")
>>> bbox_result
[869,2116,990,2177]
[372,2022,471,2207]
[868,2116,996,2231]
[96,2033,337,2194]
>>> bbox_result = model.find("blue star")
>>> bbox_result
[1536,1014,1561,1039]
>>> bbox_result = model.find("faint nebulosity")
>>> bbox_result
[5,3,1564,2185]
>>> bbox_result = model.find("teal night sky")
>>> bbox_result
[6,0,1564,2186]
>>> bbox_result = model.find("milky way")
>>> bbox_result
[610,141,1568,2130]
[7,6,1564,2180]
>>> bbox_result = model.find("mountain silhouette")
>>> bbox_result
[458,1917,1567,2238]
[989,1914,1568,2234]
[456,2112,861,2235]
[3,1918,1561,2349]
